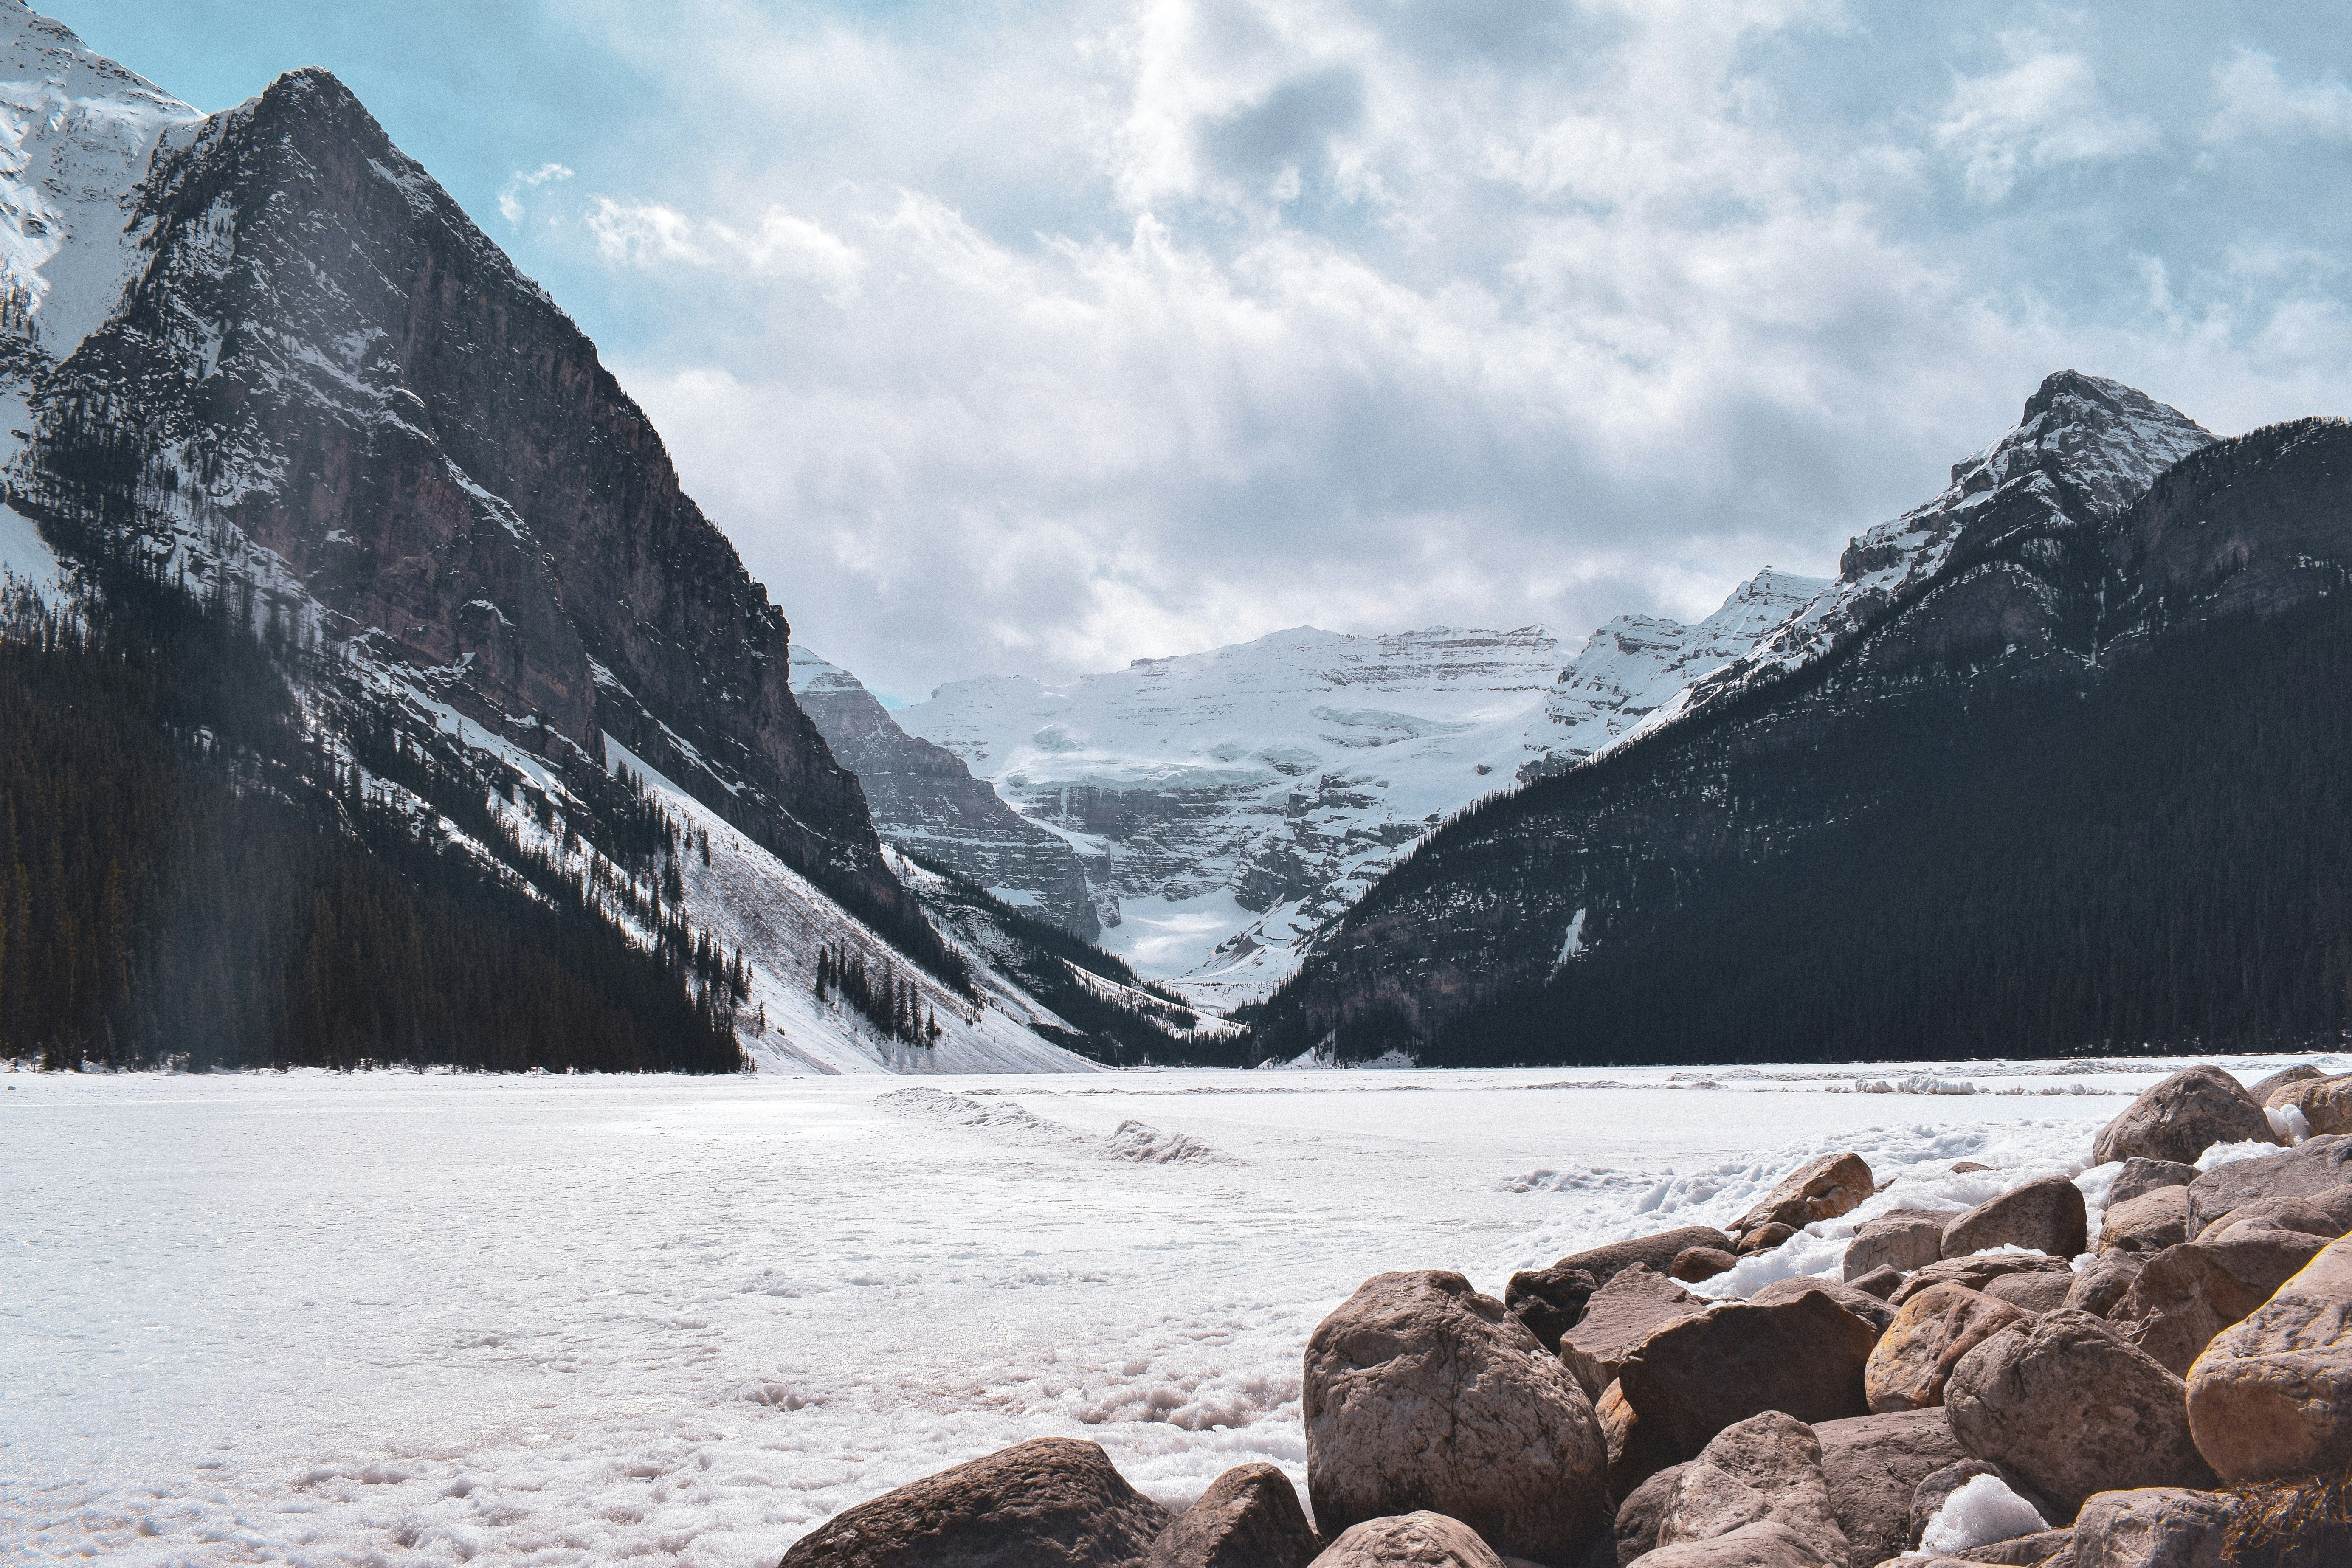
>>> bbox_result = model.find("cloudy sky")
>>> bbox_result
[66,0,2352,701]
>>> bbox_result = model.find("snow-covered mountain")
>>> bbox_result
[0,2,1197,1075]
[893,594,1822,1004]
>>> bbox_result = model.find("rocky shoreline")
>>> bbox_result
[779,1064,2352,1566]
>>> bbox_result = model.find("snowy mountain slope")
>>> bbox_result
[898,625,1566,1001]
[1525,567,1827,780]
[890,575,1836,1006]
[789,645,1101,940]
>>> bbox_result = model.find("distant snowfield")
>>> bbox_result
[6,1053,2338,1565]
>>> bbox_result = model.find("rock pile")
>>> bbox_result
[779,1064,2352,1568]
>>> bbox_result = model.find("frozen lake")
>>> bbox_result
[4,1053,2334,1565]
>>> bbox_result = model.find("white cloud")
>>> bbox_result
[496,161,572,225]
[1935,34,2159,201]
[489,0,2352,697]
[2207,48,2352,144]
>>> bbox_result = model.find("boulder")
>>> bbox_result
[777,1437,1173,1568]
[1308,1512,1502,1568]
[1613,1464,1686,1567]
[1732,1154,1876,1239]
[1943,1179,2088,1262]
[2184,1230,2352,1482]
[2183,1134,2352,1234]
[1952,1163,1992,1174]
[1147,1464,1319,1568]
[1739,1224,1800,1257]
[1615,1292,1879,1470]
[2098,1188,2190,1257]
[1980,1272,2072,1315]
[2066,1487,2235,1568]
[1849,1267,1903,1302]
[1943,1310,2217,1515]
[1548,1227,1739,1292]
[1845,1219,1946,1282]
[1625,1523,1839,1566]
[1751,1277,1895,1334]
[1304,1271,1609,1566]
[1810,1409,1965,1568]
[1909,1461,2059,1552]
[1866,1285,2035,1413]
[2110,1160,2199,1205]
[2250,1064,2326,1105]
[2110,1233,2330,1376]
[1504,1265,1601,1354]
[1889,1256,2072,1309]
[2062,1255,2147,1320]
[2193,1192,2352,1244]
[2283,1075,2352,1137]
[1673,1248,1739,1284]
[1561,1266,1706,1399]
[1599,1379,1681,1505]
[1653,1413,1847,1565]
[2092,1067,2274,1168]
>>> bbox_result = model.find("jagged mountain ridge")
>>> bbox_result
[788,645,1100,940]
[1248,375,2352,1065]
[0,3,1197,1074]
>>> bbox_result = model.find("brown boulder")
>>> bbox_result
[1308,1512,1501,1568]
[1304,1271,1609,1567]
[1560,1266,1705,1399]
[777,1437,1173,1568]
[2111,1233,2330,1376]
[2098,1188,2190,1257]
[2251,1064,2326,1105]
[2063,1255,2147,1319]
[1504,1266,1600,1354]
[1951,1162,1993,1174]
[1627,1523,1839,1566]
[1848,1267,1903,1302]
[2066,1486,2235,1568]
[1844,1218,1946,1282]
[2091,1067,2273,1168]
[2183,1134,2352,1234]
[2284,1075,2352,1137]
[1750,1277,1895,1334]
[1866,1284,2036,1413]
[1599,1379,1682,1505]
[2184,1230,2352,1482]
[2109,1159,2198,1205]
[1548,1227,1738,1291]
[1943,1178,2088,1262]
[1889,1255,2073,1309]
[1810,1409,1966,1568]
[2193,1192,2351,1243]
[1943,1310,2218,1516]
[1943,1528,2072,1564]
[1738,1224,1800,1256]
[1613,1463,1686,1566]
[1147,1465,1318,1568]
[1980,1272,2072,1315]
[1653,1413,1847,1565]
[1672,1248,1739,1284]
[1615,1292,1879,1470]
[1732,1154,1876,1238]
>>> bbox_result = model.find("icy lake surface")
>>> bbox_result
[5,1054,2338,1564]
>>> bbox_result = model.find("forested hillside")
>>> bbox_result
[0,555,744,1072]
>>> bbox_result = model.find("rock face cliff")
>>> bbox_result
[1253,377,2352,1067]
[13,63,897,916]
[789,646,1100,940]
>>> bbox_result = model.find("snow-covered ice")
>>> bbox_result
[6,1051,2335,1565]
